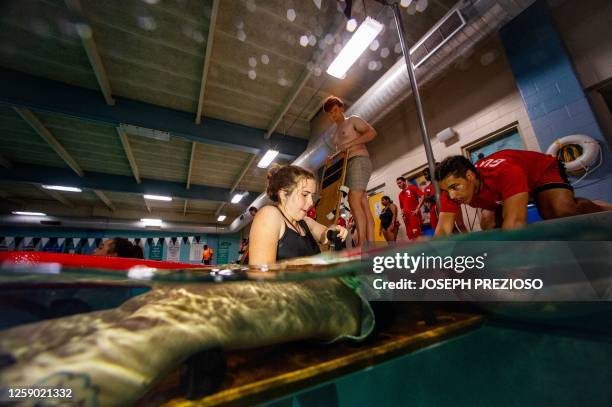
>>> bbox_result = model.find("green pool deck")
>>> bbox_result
[263,320,612,407]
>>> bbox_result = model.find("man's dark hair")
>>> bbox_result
[248,206,257,213]
[396,176,406,182]
[112,237,144,259]
[434,156,478,182]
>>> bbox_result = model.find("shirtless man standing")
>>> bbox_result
[324,96,377,247]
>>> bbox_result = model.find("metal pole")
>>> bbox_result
[389,2,440,208]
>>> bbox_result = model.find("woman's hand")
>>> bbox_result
[326,224,349,242]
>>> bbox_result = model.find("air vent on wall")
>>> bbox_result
[410,9,466,68]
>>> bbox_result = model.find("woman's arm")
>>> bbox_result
[391,203,398,224]
[304,216,330,244]
[304,217,348,244]
[249,206,283,265]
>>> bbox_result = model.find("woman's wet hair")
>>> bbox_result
[111,237,144,259]
[266,164,316,203]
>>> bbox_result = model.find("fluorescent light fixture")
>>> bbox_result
[143,194,172,201]
[42,185,82,192]
[12,211,46,216]
[217,215,227,222]
[257,149,279,168]
[327,17,384,79]
[141,218,163,226]
[231,192,246,204]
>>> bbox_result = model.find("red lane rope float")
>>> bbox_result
[0,251,201,271]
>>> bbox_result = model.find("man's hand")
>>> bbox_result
[434,212,456,237]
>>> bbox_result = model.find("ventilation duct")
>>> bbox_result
[411,9,466,68]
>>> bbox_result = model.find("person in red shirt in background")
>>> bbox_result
[396,176,424,240]
[307,205,316,219]
[415,168,438,230]
[434,150,612,237]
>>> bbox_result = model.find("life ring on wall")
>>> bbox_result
[545,134,601,175]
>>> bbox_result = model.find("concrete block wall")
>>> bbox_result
[500,0,612,201]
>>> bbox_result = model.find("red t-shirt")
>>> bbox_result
[307,206,316,219]
[424,182,436,206]
[440,150,559,213]
[424,183,434,197]
[398,184,423,214]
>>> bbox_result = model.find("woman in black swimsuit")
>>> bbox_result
[379,196,399,243]
[249,165,348,264]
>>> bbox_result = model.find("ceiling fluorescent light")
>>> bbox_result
[327,17,384,79]
[12,211,46,216]
[231,192,245,204]
[42,185,82,192]
[217,215,227,222]
[257,150,279,168]
[143,194,172,201]
[141,218,163,226]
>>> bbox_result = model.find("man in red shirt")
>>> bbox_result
[396,176,423,240]
[433,150,610,237]
[415,168,438,230]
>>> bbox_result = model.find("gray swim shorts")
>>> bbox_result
[345,156,372,191]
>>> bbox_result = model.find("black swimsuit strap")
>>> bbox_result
[300,219,318,246]
[277,206,304,236]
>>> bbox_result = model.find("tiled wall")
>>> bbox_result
[500,0,612,201]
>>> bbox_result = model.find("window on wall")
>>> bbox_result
[402,165,428,188]
[464,124,525,163]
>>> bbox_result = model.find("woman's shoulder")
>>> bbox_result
[254,205,283,224]
[258,205,280,216]
[250,206,283,239]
